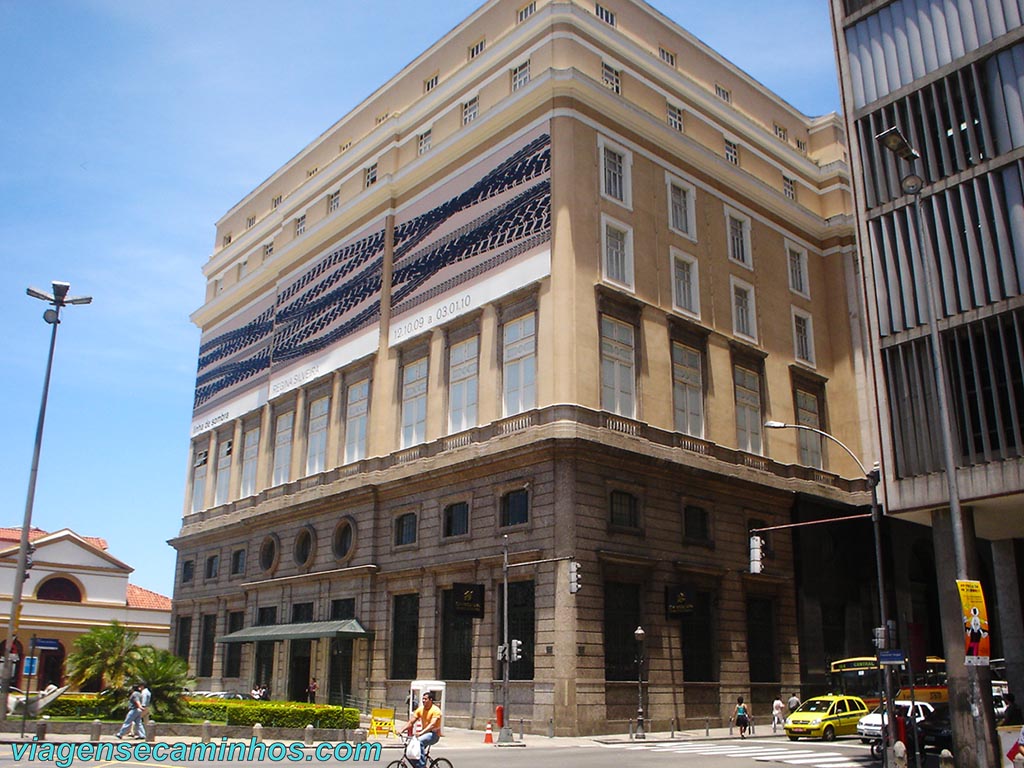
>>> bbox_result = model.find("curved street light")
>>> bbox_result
[634,625,646,739]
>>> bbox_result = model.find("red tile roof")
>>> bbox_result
[0,527,108,551]
[126,584,172,611]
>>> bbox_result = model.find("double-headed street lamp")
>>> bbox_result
[763,421,897,759]
[0,282,91,721]
[634,625,645,739]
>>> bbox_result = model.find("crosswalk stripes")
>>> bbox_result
[597,740,865,767]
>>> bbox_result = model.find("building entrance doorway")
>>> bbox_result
[288,640,311,702]
[329,638,352,705]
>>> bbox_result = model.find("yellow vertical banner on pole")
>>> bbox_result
[957,579,991,666]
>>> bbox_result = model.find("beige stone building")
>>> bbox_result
[172,0,864,735]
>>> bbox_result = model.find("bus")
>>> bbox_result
[828,656,947,708]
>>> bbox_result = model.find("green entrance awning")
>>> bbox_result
[216,619,370,644]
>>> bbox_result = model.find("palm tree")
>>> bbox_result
[130,646,193,721]
[65,622,141,691]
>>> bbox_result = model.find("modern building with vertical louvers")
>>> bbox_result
[831,0,1024,762]
[171,0,866,735]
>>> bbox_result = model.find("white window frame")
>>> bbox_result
[214,438,232,507]
[344,378,370,464]
[600,315,636,418]
[734,364,763,455]
[601,61,621,94]
[503,313,536,417]
[671,341,704,439]
[448,336,479,434]
[239,426,260,498]
[730,275,758,343]
[715,83,732,103]
[670,248,700,318]
[305,395,330,476]
[796,388,824,468]
[597,135,632,209]
[263,241,274,258]
[666,103,684,132]
[659,47,677,67]
[774,123,788,141]
[364,163,378,189]
[511,60,530,91]
[786,241,810,298]
[424,74,438,93]
[595,2,616,25]
[272,411,294,487]
[462,96,479,125]
[783,175,796,201]
[400,356,429,448]
[725,207,752,269]
[796,138,808,153]
[294,215,306,236]
[327,191,340,213]
[792,307,816,366]
[272,195,282,209]
[666,173,697,240]
[246,216,256,229]
[469,39,486,59]
[418,129,432,156]
[191,449,208,514]
[601,214,634,291]
[517,1,536,22]
[724,139,739,165]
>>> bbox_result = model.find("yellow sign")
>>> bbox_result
[957,580,990,666]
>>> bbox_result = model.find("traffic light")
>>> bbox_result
[24,543,36,582]
[749,535,763,574]
[510,639,523,662]
[873,626,888,650]
[497,644,508,662]
[569,559,582,593]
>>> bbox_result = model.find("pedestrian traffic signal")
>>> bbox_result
[569,559,582,593]
[510,639,523,662]
[749,535,763,574]
[497,643,508,662]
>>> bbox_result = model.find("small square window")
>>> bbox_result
[659,47,676,67]
[596,3,616,26]
[469,39,486,59]
[272,195,282,209]
[365,164,378,188]
[667,104,684,132]
[222,234,232,247]
[796,138,808,153]
[246,216,256,229]
[602,62,621,94]
[684,504,710,542]
[517,1,536,22]
[774,124,788,142]
[328,191,340,213]
[294,215,306,236]
[724,140,739,165]
[444,502,470,538]
[263,241,274,258]
[715,84,732,103]
[783,176,796,200]
[424,75,438,93]
[394,512,417,546]
[609,490,639,529]
[418,130,432,156]
[463,96,479,125]
[511,61,531,91]
[500,489,529,527]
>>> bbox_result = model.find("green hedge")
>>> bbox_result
[186,699,359,729]
[46,694,105,719]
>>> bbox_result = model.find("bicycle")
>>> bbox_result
[386,732,453,768]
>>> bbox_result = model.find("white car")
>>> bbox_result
[857,701,935,742]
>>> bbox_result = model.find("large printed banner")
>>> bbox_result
[389,125,552,345]
[191,222,385,436]
[957,579,991,666]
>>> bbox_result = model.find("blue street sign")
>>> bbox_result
[33,639,60,651]
[23,656,38,676]
[879,650,905,665]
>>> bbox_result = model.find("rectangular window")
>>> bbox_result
[462,96,478,125]
[603,582,640,680]
[254,642,274,692]
[444,502,470,537]
[668,178,695,237]
[307,167,318,178]
[498,581,535,680]
[294,215,305,236]
[726,212,751,267]
[783,175,796,200]
[602,218,633,288]
[224,612,244,678]
[448,336,479,434]
[609,490,639,528]
[715,84,732,103]
[305,395,330,476]
[793,310,815,365]
[595,3,616,25]
[732,280,756,340]
[175,616,192,662]
[257,606,277,626]
[787,245,809,297]
[239,426,259,498]
[747,597,778,682]
[198,614,216,677]
[205,554,219,580]
[659,47,676,67]
[672,251,699,316]
[667,103,684,132]
[796,138,807,153]
[601,62,621,94]
[364,164,377,188]
[401,357,428,447]
[469,39,486,59]
[246,216,256,229]
[191,450,208,514]
[272,411,294,486]
[344,378,369,464]
[263,241,274,258]
[672,342,704,438]
[272,195,282,209]
[181,559,194,584]
[603,146,624,201]
[600,316,636,418]
[796,387,824,468]
[683,505,710,542]
[424,74,438,93]
[376,113,389,125]
[500,489,529,527]
[394,512,417,547]
[339,141,352,153]
[222,234,232,248]
[214,439,232,506]
[328,191,340,213]
[680,589,717,681]
[774,124,788,141]
[511,61,530,91]
[418,130,432,156]
[238,260,248,279]
[724,139,739,165]
[734,364,763,454]
[517,2,536,22]
[291,602,313,623]
[230,548,246,576]
[503,314,536,416]
[441,589,473,680]
[391,594,419,679]
[331,598,355,620]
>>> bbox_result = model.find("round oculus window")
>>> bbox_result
[294,526,315,568]
[259,534,280,573]
[333,518,356,561]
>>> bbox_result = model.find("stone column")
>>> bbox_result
[992,540,1024,695]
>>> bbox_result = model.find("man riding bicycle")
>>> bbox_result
[402,691,442,768]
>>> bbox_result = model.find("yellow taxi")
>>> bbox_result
[784,695,869,741]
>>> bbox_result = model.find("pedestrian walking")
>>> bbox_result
[306,677,319,704]
[772,695,785,732]
[115,685,146,740]
[787,692,801,713]
[733,696,751,739]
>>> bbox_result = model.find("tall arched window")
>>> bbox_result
[37,577,82,602]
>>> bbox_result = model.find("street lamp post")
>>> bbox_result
[634,626,645,739]
[0,282,91,721]
[763,421,896,760]
[875,127,996,768]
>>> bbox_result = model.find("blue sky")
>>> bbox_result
[0,0,841,598]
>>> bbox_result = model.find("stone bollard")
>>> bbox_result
[892,740,907,768]
[252,723,264,743]
[35,720,47,741]
[202,720,213,743]
[670,717,676,738]
[939,748,955,768]
[146,721,157,743]
[548,718,554,738]
[304,724,315,746]
[705,717,710,737]
[89,719,102,742]
[353,728,367,743]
